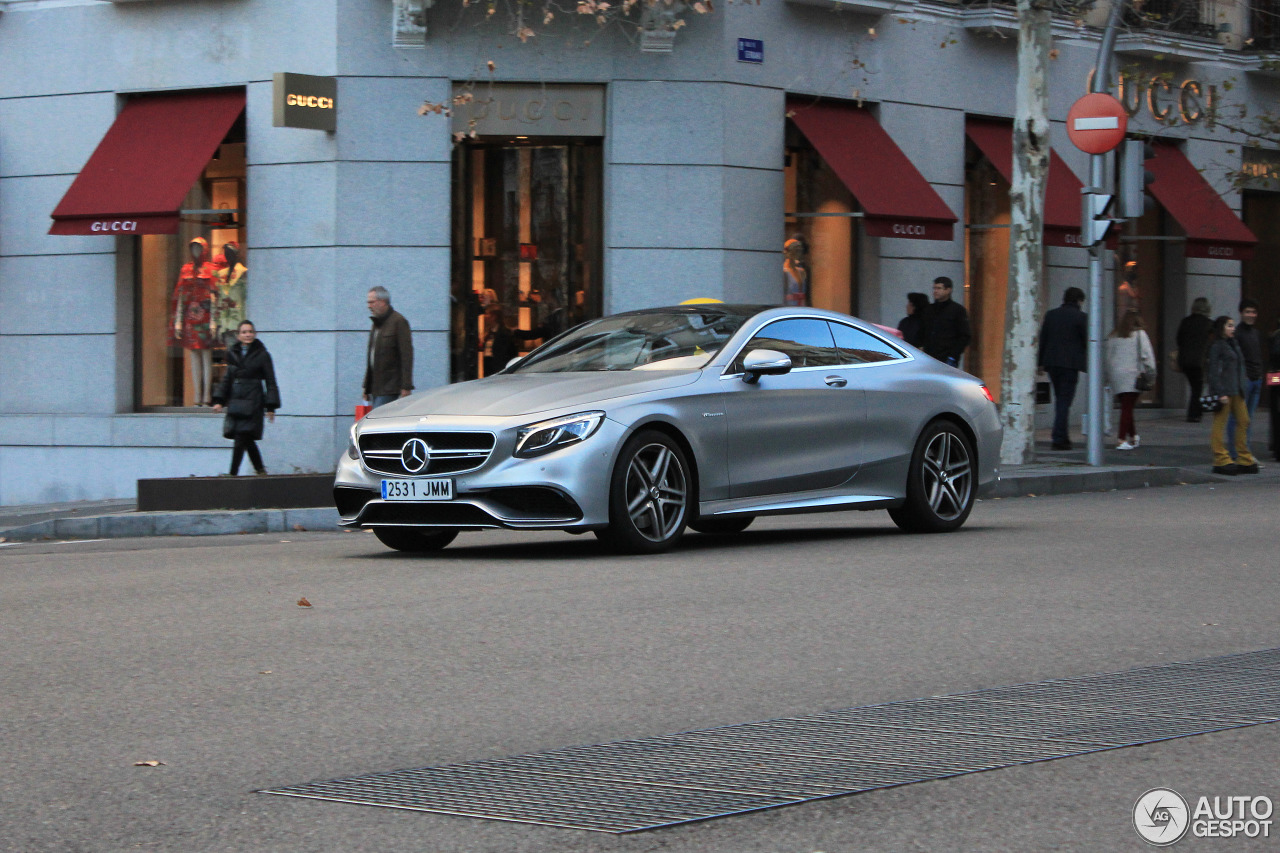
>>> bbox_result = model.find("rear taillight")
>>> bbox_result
[979,385,995,404]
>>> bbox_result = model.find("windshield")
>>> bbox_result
[507,306,762,374]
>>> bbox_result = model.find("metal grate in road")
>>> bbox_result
[260,648,1280,833]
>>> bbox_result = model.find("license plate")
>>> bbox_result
[380,478,454,501]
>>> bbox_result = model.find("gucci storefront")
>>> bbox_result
[0,0,1273,503]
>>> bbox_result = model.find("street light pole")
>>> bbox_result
[1085,0,1126,466]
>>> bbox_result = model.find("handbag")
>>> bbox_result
[1199,393,1224,414]
[355,404,372,421]
[1133,334,1153,392]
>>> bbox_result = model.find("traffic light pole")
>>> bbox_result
[1084,0,1125,467]
[1086,159,1108,466]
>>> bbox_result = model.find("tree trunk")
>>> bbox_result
[999,0,1052,466]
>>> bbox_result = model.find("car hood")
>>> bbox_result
[366,370,703,419]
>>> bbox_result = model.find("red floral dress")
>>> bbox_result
[169,239,219,350]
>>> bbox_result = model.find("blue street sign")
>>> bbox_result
[737,38,763,64]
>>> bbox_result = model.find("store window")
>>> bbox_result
[450,140,603,382]
[135,129,247,409]
[784,124,858,315]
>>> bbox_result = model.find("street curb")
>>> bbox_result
[0,507,341,542]
[991,464,1208,499]
[0,463,1229,542]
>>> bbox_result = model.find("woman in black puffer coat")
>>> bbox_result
[212,321,281,475]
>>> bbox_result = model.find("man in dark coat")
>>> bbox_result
[921,276,971,368]
[1176,297,1213,422]
[1038,287,1087,451]
[363,286,415,409]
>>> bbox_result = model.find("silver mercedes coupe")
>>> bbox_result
[334,304,1002,553]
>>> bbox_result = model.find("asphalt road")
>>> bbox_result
[2,480,1278,852]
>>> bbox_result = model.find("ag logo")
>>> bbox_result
[400,438,431,474]
[1134,788,1190,846]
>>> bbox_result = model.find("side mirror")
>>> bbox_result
[741,349,792,384]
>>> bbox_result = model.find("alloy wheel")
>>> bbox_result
[624,442,689,543]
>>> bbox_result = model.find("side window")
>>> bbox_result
[730,318,839,372]
[829,322,905,365]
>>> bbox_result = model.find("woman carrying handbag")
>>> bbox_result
[1103,310,1156,451]
[212,320,281,476]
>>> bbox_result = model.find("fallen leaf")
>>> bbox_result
[297,597,312,607]
[1049,48,1060,60]
[134,760,164,767]
[260,671,273,675]
[292,524,306,532]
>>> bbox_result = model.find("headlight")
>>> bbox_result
[514,411,605,458]
[347,423,360,460]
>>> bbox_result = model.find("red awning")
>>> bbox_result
[49,89,245,236]
[964,118,1085,248]
[1147,142,1257,260]
[788,99,957,241]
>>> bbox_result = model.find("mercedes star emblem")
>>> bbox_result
[400,437,431,474]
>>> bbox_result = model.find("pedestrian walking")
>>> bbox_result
[1205,315,1259,476]
[1175,297,1213,422]
[897,292,929,348]
[921,276,971,368]
[1104,310,1155,451]
[1225,298,1264,456]
[1037,287,1087,451]
[363,286,414,409]
[211,321,280,476]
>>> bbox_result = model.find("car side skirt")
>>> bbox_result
[699,491,900,519]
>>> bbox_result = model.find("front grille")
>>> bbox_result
[359,431,495,477]
[358,501,498,528]
[483,487,582,521]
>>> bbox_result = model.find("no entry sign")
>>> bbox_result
[1067,93,1128,154]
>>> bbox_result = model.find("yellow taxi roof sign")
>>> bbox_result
[680,297,724,305]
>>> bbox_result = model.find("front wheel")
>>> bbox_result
[595,430,691,554]
[888,420,975,534]
[373,527,458,552]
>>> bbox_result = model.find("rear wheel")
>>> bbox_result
[689,516,754,535]
[595,430,691,554]
[888,420,975,533]
[372,527,459,552]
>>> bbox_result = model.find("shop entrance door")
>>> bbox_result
[450,140,602,382]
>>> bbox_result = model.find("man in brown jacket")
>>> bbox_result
[363,286,414,408]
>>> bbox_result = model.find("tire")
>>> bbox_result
[373,527,459,552]
[689,516,754,535]
[888,420,976,534]
[595,430,692,554]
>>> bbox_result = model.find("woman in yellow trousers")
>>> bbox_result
[1205,315,1258,476]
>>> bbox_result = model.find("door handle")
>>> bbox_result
[824,375,848,388]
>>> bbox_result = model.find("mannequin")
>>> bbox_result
[169,237,219,406]
[214,241,248,345]
[783,236,808,307]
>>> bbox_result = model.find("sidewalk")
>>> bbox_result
[0,409,1273,542]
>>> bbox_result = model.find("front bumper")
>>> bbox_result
[333,416,625,530]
